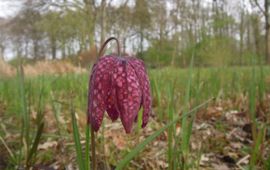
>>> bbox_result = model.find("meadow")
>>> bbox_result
[0,65,270,169]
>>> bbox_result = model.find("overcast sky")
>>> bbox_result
[0,0,256,19]
[0,0,128,19]
[0,0,24,18]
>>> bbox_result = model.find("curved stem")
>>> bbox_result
[98,37,121,57]
[90,37,121,170]
[91,127,96,170]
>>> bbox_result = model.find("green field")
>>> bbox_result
[0,66,270,169]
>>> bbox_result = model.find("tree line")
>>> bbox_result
[0,0,269,67]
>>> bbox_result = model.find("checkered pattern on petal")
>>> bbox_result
[88,56,117,131]
[87,55,151,133]
[127,57,152,128]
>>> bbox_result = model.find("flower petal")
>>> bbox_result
[127,57,152,128]
[88,56,116,131]
[106,86,119,121]
[113,59,142,133]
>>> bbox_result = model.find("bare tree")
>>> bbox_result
[0,18,8,60]
[251,0,270,63]
[133,0,151,54]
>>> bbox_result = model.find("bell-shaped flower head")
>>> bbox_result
[87,38,151,133]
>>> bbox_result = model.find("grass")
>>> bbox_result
[1,66,270,114]
[0,66,46,169]
[115,98,213,170]
[247,64,268,170]
[0,65,270,169]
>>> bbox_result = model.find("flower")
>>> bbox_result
[87,55,151,133]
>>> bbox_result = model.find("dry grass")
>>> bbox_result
[0,59,15,77]
[0,59,86,77]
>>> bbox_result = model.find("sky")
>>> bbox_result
[0,0,24,18]
[0,0,255,19]
[0,0,132,19]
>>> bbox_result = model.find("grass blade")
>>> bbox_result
[17,65,29,165]
[115,98,213,170]
[250,125,265,169]
[26,122,44,168]
[167,82,175,170]
[85,125,90,170]
[71,104,85,170]
[0,135,16,162]
[137,109,143,132]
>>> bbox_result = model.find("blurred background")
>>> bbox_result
[1,1,270,169]
[0,0,269,67]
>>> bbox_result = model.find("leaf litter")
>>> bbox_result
[0,91,270,169]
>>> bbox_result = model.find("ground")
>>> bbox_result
[0,62,269,169]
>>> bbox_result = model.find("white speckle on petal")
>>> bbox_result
[117,80,122,87]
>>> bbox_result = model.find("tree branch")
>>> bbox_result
[251,0,266,16]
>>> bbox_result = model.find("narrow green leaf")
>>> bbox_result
[137,109,143,131]
[85,125,90,170]
[115,98,213,170]
[250,125,265,169]
[0,135,16,163]
[167,82,175,170]
[71,105,85,170]
[26,122,44,167]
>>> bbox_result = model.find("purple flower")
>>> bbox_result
[87,55,152,133]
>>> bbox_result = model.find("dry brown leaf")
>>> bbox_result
[38,141,58,150]
[230,142,242,150]
[212,164,230,170]
[112,135,126,150]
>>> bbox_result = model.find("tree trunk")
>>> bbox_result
[62,49,66,59]
[252,15,260,58]
[212,0,218,36]
[100,0,106,46]
[123,37,126,54]
[0,44,4,60]
[266,25,270,63]
[171,0,179,66]
[51,37,56,60]
[61,40,66,59]
[140,31,143,55]
[24,40,29,58]
[247,19,252,52]
[265,0,270,63]
[239,11,244,65]
[84,0,96,49]
[33,40,39,59]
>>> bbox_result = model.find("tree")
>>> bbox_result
[37,12,60,59]
[0,18,8,60]
[252,0,270,63]
[133,0,151,54]
[8,7,44,59]
[239,8,245,64]
[108,1,132,54]
[83,0,97,49]
[99,0,107,45]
